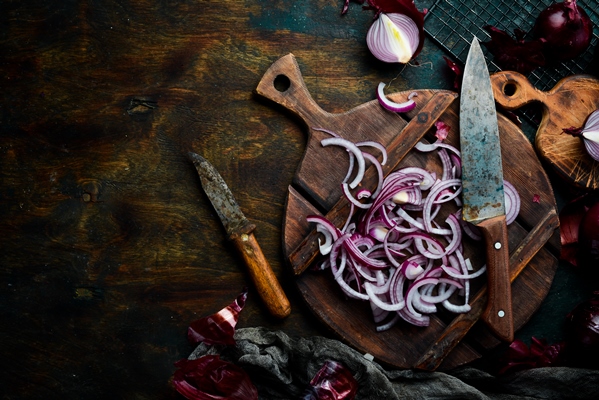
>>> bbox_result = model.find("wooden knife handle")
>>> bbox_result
[478,214,514,342]
[231,231,291,319]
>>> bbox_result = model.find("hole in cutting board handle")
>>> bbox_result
[502,81,518,97]
[274,74,291,92]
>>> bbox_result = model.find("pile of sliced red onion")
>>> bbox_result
[307,129,520,330]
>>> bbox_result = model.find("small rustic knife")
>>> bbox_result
[460,38,514,342]
[189,152,291,319]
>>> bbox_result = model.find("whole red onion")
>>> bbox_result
[533,0,593,62]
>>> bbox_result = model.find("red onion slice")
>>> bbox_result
[364,282,406,311]
[376,82,417,113]
[321,137,366,189]
[357,140,388,165]
[503,180,521,225]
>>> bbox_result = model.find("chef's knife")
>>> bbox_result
[189,152,291,319]
[460,38,514,342]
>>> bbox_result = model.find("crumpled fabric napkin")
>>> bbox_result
[189,327,599,399]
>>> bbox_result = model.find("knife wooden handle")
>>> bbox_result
[478,214,514,342]
[231,231,291,319]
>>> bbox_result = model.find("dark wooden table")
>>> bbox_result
[1,1,596,398]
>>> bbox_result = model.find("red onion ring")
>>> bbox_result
[376,82,417,113]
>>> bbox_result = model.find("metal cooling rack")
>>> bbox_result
[424,0,599,92]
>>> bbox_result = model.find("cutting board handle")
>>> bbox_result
[490,71,547,110]
[256,54,329,127]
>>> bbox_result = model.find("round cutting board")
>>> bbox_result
[256,54,559,370]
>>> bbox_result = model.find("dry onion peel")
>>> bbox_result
[187,288,247,346]
[308,129,521,330]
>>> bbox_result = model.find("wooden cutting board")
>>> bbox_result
[256,54,559,370]
[490,71,599,190]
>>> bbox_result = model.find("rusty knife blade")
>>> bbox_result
[189,152,254,237]
[460,38,513,342]
[460,38,505,224]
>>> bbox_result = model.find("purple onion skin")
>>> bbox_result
[577,203,599,271]
[565,293,599,367]
[533,0,593,62]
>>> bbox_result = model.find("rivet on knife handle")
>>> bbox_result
[189,152,291,319]
[415,210,558,371]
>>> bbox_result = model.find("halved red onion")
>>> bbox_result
[563,109,599,161]
[366,13,420,64]
[377,82,417,113]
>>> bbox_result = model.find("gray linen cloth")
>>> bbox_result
[189,327,599,399]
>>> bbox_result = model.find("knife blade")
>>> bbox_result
[189,152,291,319]
[460,38,513,342]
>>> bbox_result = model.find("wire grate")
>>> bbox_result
[424,0,599,92]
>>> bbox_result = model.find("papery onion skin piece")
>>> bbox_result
[173,355,258,400]
[187,288,248,346]
[558,193,597,267]
[303,360,358,400]
[533,0,593,62]
[496,337,566,375]
[366,13,420,64]
[482,26,546,75]
[443,56,462,90]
